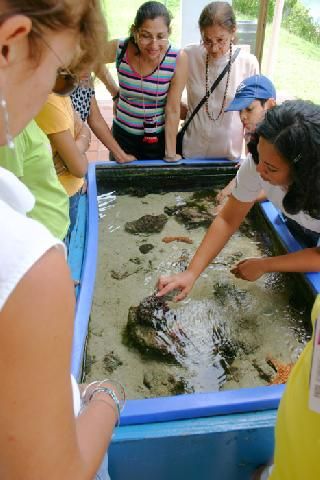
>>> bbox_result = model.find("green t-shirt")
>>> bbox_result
[0,120,69,239]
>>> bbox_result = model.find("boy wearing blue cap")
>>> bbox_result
[216,75,276,206]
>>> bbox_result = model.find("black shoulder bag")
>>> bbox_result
[176,48,241,156]
[116,38,129,70]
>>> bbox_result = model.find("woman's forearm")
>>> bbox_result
[88,115,123,158]
[262,247,320,273]
[75,123,91,154]
[188,197,253,279]
[75,401,116,478]
[164,109,180,158]
[187,216,239,279]
[95,64,119,98]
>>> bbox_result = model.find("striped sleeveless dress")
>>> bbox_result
[114,39,179,136]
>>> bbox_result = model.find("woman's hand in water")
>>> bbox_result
[156,270,197,302]
[230,257,266,281]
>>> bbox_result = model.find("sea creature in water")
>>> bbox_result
[124,294,187,362]
[162,236,193,244]
[136,294,170,329]
[266,355,295,385]
[164,191,221,229]
[125,214,168,234]
[139,243,154,254]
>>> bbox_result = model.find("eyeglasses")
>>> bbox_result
[52,68,79,96]
[201,37,230,48]
[137,32,169,46]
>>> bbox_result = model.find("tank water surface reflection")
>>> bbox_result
[85,189,310,399]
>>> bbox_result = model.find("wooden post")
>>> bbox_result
[255,0,269,69]
[265,0,285,78]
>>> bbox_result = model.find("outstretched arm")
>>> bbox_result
[95,39,119,97]
[164,50,188,161]
[232,247,320,281]
[157,195,254,300]
[88,96,135,163]
[95,63,119,99]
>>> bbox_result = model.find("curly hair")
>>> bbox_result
[1,0,108,73]
[255,100,320,219]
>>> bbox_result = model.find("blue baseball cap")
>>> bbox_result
[225,75,276,112]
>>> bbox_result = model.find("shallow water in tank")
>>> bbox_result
[85,188,311,399]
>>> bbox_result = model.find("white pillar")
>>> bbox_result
[265,0,285,79]
[180,0,232,48]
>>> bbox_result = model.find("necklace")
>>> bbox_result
[205,43,232,121]
[139,54,161,144]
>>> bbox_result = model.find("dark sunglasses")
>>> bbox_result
[52,68,79,96]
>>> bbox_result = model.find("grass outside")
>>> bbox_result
[262,25,320,103]
[102,1,320,104]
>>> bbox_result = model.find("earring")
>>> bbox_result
[0,90,14,149]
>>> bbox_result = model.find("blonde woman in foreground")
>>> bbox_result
[0,1,124,479]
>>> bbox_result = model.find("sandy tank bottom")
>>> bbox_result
[84,190,310,399]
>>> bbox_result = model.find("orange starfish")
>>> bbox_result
[162,236,193,244]
[266,355,295,385]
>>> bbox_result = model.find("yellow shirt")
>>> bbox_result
[35,94,83,197]
[270,295,320,480]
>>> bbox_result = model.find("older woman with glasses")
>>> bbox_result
[101,0,188,162]
[0,1,124,479]
[181,1,259,160]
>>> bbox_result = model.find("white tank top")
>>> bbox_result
[0,167,80,414]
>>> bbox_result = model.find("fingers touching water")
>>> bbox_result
[156,270,196,302]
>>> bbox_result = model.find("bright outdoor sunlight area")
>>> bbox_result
[101,0,320,104]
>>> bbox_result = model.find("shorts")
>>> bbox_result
[64,188,83,251]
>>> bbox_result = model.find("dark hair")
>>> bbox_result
[129,0,172,39]
[1,0,108,73]
[257,98,268,107]
[255,100,320,218]
[198,1,236,33]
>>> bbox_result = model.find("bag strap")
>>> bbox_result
[180,47,241,136]
[116,38,129,70]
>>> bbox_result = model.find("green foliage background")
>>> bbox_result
[233,0,320,45]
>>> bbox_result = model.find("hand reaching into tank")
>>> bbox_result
[156,270,197,302]
[231,257,267,281]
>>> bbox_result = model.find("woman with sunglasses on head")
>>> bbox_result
[181,1,258,160]
[101,0,188,162]
[0,1,124,479]
[157,100,320,301]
